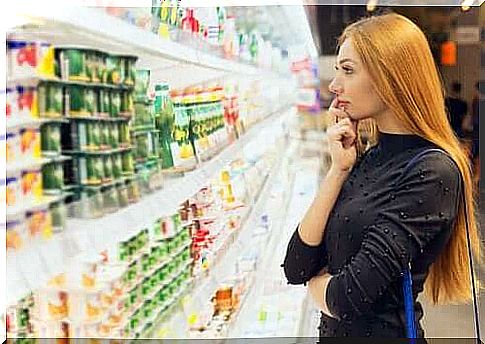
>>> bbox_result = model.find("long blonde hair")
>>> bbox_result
[339,13,481,305]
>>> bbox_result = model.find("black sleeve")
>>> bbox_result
[282,226,328,285]
[325,153,462,321]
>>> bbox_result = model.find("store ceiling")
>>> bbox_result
[308,5,480,55]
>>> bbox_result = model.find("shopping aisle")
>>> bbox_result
[4,4,321,339]
[228,135,326,338]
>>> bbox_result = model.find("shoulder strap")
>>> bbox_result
[402,148,481,342]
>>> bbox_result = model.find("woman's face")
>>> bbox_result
[328,38,388,121]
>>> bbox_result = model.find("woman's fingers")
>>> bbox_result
[329,107,350,124]
[328,123,357,144]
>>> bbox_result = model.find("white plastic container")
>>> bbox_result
[67,288,104,322]
[6,172,21,208]
[33,288,68,321]
[6,129,21,163]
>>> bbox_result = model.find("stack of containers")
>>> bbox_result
[131,69,164,191]
[168,86,227,166]
[153,82,175,170]
[9,208,194,338]
[5,38,69,255]
[46,47,140,218]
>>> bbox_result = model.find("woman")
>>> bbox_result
[282,13,480,338]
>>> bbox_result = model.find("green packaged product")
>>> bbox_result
[50,201,67,232]
[120,55,138,86]
[79,188,104,218]
[121,91,134,117]
[106,54,123,85]
[82,156,103,185]
[38,81,63,118]
[110,90,121,117]
[140,253,150,273]
[41,123,61,156]
[56,47,89,82]
[134,69,150,99]
[119,241,129,262]
[85,87,98,115]
[103,185,119,213]
[126,178,140,203]
[118,184,129,208]
[86,49,105,83]
[90,122,101,150]
[121,151,134,175]
[112,154,123,179]
[109,123,119,149]
[98,88,110,117]
[66,84,89,117]
[119,122,130,147]
[134,134,150,161]
[100,123,110,150]
[42,162,64,192]
[102,155,113,182]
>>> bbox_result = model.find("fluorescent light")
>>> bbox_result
[460,0,474,9]
[367,0,378,12]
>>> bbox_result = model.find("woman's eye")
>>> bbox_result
[342,66,353,74]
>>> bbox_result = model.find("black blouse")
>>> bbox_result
[282,132,462,338]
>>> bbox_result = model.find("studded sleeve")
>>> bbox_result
[282,226,328,285]
[325,153,462,320]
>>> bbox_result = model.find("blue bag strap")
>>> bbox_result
[401,148,481,342]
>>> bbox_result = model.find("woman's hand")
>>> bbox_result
[308,268,337,318]
[327,98,358,174]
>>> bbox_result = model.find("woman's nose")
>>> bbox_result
[329,77,343,95]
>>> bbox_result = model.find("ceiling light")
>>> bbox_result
[460,0,474,10]
[367,0,378,12]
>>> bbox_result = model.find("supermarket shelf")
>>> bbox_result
[229,150,324,338]
[6,194,66,218]
[64,104,294,254]
[148,139,289,338]
[5,106,293,306]
[62,146,132,155]
[6,76,134,91]
[5,117,64,130]
[6,154,70,174]
[15,7,281,85]
[64,115,132,122]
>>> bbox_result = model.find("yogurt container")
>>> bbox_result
[26,207,52,240]
[20,127,41,160]
[31,318,69,338]
[7,40,38,78]
[33,288,68,320]
[68,288,104,322]
[6,88,17,122]
[66,319,107,338]
[6,213,26,251]
[6,172,21,207]
[21,168,42,203]
[38,81,64,119]
[16,85,38,120]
